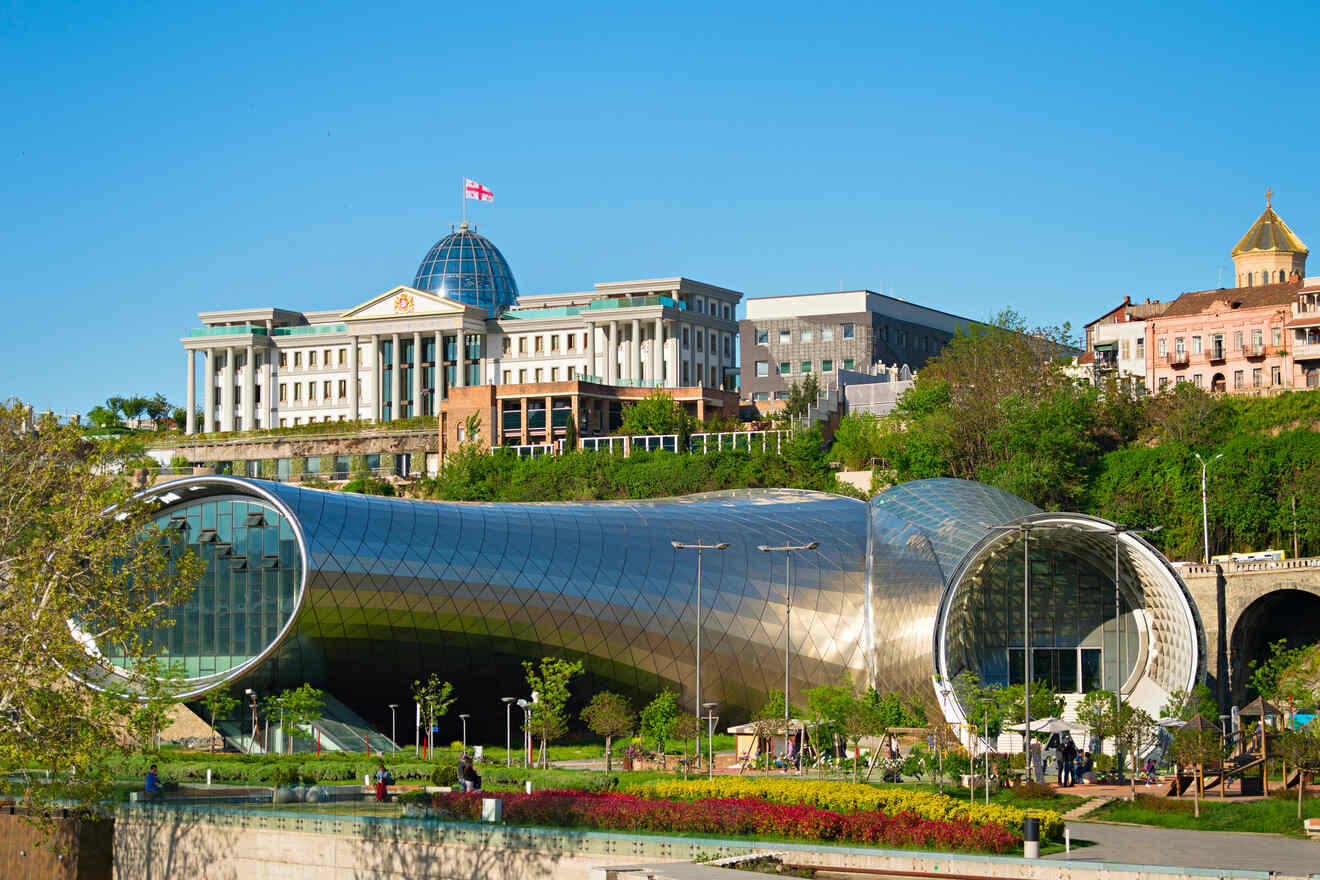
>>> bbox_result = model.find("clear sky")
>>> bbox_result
[3,0,1318,413]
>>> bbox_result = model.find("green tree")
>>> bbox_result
[1277,723,1320,818]
[639,688,680,759]
[142,394,172,430]
[1161,684,1218,722]
[1169,725,1224,816]
[830,412,885,469]
[619,391,689,436]
[200,688,239,753]
[86,404,121,429]
[0,401,202,815]
[804,678,856,770]
[674,713,702,778]
[1075,689,1115,752]
[127,658,187,751]
[580,691,635,771]
[412,674,455,754]
[1113,703,1161,801]
[462,411,483,446]
[265,684,324,753]
[522,656,584,767]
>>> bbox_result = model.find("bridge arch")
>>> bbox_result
[1230,588,1320,703]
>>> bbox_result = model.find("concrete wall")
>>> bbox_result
[0,810,113,880]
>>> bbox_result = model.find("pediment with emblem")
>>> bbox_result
[342,286,475,321]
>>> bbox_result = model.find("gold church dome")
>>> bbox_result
[1232,189,1308,256]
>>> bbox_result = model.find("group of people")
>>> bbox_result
[1053,737,1095,786]
[371,754,482,802]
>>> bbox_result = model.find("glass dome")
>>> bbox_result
[412,223,519,314]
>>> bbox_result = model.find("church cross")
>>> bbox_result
[1266,187,1273,208]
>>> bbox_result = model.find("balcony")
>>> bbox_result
[1293,339,1320,361]
[1208,347,1227,363]
[1165,351,1190,366]
[1246,343,1267,358]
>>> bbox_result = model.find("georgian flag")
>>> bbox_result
[464,178,494,202]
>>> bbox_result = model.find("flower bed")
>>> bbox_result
[619,778,1064,841]
[430,790,1020,854]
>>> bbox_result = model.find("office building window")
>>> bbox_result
[842,323,854,339]
[779,330,790,344]
[774,390,790,400]
[822,359,834,372]
[779,362,791,375]
[756,329,768,345]
[753,391,769,401]
[821,327,834,342]
[755,361,769,377]
[800,329,812,344]
[843,358,854,370]
[801,361,812,374]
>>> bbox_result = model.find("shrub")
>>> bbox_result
[431,789,1019,854]
[430,764,459,787]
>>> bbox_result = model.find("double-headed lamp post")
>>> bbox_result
[757,541,819,765]
[1107,523,1161,774]
[672,539,729,771]
[502,697,516,767]
[459,713,470,753]
[388,704,398,754]
[1193,452,1224,564]
[703,702,719,781]
[245,688,258,754]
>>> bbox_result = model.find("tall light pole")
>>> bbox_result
[672,539,729,771]
[757,541,819,766]
[978,696,994,806]
[459,713,470,753]
[1194,452,1224,564]
[502,697,516,767]
[245,688,258,754]
[388,704,398,754]
[1107,523,1161,775]
[703,702,719,781]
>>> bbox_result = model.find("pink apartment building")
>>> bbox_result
[1145,195,1315,394]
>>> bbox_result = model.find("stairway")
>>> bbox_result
[1062,796,1114,820]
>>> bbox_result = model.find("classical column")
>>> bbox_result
[243,344,256,430]
[519,397,528,445]
[390,333,401,422]
[202,350,215,432]
[630,319,641,384]
[221,346,235,431]
[438,329,448,406]
[349,335,360,420]
[372,334,382,422]
[653,317,663,386]
[570,395,580,444]
[585,322,596,380]
[185,349,197,434]
[263,350,274,428]
[412,331,422,417]
[662,321,675,388]
[608,321,618,385]
[457,331,467,388]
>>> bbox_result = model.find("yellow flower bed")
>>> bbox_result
[619,778,1064,840]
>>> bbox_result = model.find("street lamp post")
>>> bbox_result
[245,688,258,755]
[388,704,398,754]
[1194,452,1224,564]
[1107,523,1161,776]
[757,541,819,767]
[459,714,470,754]
[502,697,516,767]
[672,539,729,771]
[516,699,533,769]
[703,702,719,781]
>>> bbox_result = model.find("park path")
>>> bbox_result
[1053,820,1320,875]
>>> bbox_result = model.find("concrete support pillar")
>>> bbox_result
[608,321,618,385]
[457,332,467,388]
[570,396,580,445]
[630,319,641,384]
[519,397,528,445]
[221,346,235,431]
[202,350,215,432]
[349,336,359,420]
[544,394,553,443]
[389,333,401,422]
[185,350,197,434]
[412,331,422,418]
[586,322,596,380]
[243,344,255,431]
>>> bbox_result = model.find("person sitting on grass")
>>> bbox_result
[144,764,165,803]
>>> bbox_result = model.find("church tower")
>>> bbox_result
[1232,189,1308,287]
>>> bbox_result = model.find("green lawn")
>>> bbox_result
[1091,793,1320,838]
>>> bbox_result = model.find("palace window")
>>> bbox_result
[518,337,527,354]
[338,380,347,399]
[323,380,331,400]
[294,351,302,367]
[551,367,559,381]
[502,337,511,354]
[309,351,317,367]
[279,352,287,367]
[279,384,287,402]
[535,336,544,354]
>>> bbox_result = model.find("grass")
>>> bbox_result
[1090,793,1320,838]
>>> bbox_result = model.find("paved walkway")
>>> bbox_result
[1054,820,1320,875]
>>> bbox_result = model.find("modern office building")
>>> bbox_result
[100,476,1203,741]
[181,224,740,436]
[738,290,974,402]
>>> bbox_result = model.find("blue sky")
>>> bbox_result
[3,1,1318,413]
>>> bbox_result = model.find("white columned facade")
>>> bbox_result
[586,322,596,379]
[349,335,359,420]
[185,350,197,434]
[263,353,274,428]
[390,332,401,422]
[457,332,467,388]
[653,317,663,385]
[243,344,255,430]
[373,334,382,422]
[663,321,676,388]
[412,331,422,417]
[630,318,641,383]
[608,321,618,384]
[202,350,215,432]
[220,346,235,431]
[433,330,443,402]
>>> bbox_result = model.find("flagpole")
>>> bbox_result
[461,178,466,227]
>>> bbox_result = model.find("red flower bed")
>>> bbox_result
[429,790,1019,854]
